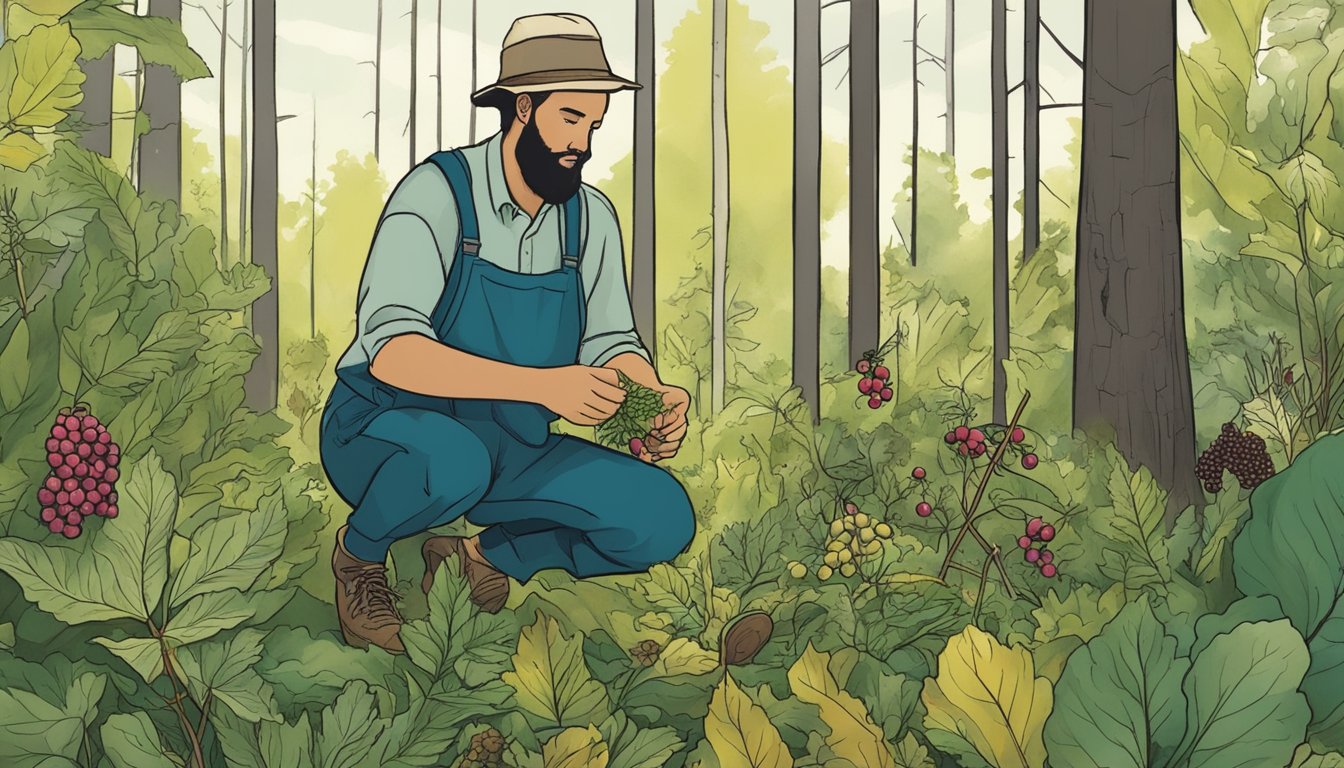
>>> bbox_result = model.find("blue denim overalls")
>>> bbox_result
[318,149,695,582]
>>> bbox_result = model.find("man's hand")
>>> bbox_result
[646,384,691,461]
[537,365,627,426]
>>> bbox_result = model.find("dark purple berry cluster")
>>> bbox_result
[37,405,121,539]
[1196,422,1275,493]
[1018,516,1058,578]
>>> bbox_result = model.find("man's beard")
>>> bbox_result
[516,117,590,205]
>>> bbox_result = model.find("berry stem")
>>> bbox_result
[972,546,998,623]
[148,619,206,768]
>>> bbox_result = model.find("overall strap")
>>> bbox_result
[427,150,479,255]
[561,191,583,269]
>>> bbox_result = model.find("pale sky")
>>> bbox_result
[142,0,1205,268]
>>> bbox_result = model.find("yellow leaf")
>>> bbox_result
[4,5,61,40]
[647,637,718,678]
[705,671,793,768]
[0,22,84,128]
[541,725,609,768]
[11,1,84,16]
[500,610,608,727]
[921,625,1052,768]
[787,643,895,768]
[893,732,935,768]
[0,129,44,170]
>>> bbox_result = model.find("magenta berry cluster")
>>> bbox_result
[37,405,121,539]
[854,356,894,410]
[1017,516,1058,577]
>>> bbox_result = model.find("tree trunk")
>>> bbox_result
[1024,0,1039,263]
[1075,0,1200,522]
[633,0,656,361]
[131,49,142,190]
[310,104,316,340]
[244,0,277,413]
[992,0,1008,425]
[469,0,477,143]
[436,0,442,148]
[849,0,879,367]
[945,0,954,155]
[410,0,418,168]
[78,51,114,156]
[375,0,382,161]
[910,0,918,267]
[794,0,821,424]
[218,0,229,263]
[140,0,182,206]
[239,0,250,264]
[711,0,728,415]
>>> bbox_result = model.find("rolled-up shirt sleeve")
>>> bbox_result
[577,188,652,367]
[357,211,448,364]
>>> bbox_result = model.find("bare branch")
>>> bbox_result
[836,67,850,90]
[1041,102,1082,110]
[1040,179,1069,206]
[821,0,849,9]
[184,1,245,47]
[1040,19,1084,68]
[915,43,943,62]
[1040,82,1058,101]
[822,43,849,67]
[1008,80,1024,95]
[919,56,946,71]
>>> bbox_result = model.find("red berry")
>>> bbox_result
[1026,517,1043,537]
[915,501,933,517]
[107,453,119,467]
[105,505,118,518]
[55,465,73,479]
[944,431,957,444]
[62,524,80,539]
[912,467,926,479]
[856,359,871,374]
[1040,564,1057,578]
[56,491,69,505]
[1018,535,1032,549]
[108,492,117,503]
[64,478,78,492]
[82,428,97,443]
[975,444,987,456]
[109,442,119,455]
[93,443,107,456]
[95,501,109,515]
[63,453,78,468]
[880,387,893,401]
[48,519,64,534]
[46,438,60,453]
[82,415,97,431]
[954,426,970,442]
[77,443,91,459]
[873,365,890,380]
[44,477,60,492]
[105,467,119,483]
[958,442,970,456]
[58,503,72,515]
[97,482,111,496]
[1285,369,1294,385]
[868,397,882,409]
[79,501,93,516]
[51,425,67,440]
[94,460,106,475]
[37,488,55,505]
[1040,550,1054,565]
[87,490,101,505]
[858,377,873,394]
[47,452,62,468]
[67,511,82,526]
[1025,548,1040,563]
[64,416,79,433]
[69,489,85,506]
[966,439,981,452]
[969,428,985,443]
[629,437,644,456]
[845,501,859,515]
[1039,525,1055,542]
[40,507,56,522]
[74,464,87,478]
[97,430,110,444]
[1022,453,1039,470]
[81,477,96,491]
[1010,427,1025,443]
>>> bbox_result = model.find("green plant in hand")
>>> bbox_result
[596,370,672,456]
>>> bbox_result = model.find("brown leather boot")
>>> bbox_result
[720,611,773,667]
[333,526,405,654]
[421,535,510,613]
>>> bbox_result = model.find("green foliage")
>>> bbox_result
[595,371,668,450]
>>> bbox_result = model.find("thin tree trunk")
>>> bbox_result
[310,103,316,340]
[244,0,277,412]
[1024,0,1039,263]
[140,0,182,206]
[1074,0,1200,522]
[911,0,918,267]
[78,51,114,156]
[375,0,382,161]
[218,0,229,264]
[945,0,954,155]
[469,0,477,142]
[794,0,821,424]
[849,0,879,367]
[633,0,656,361]
[239,0,249,265]
[436,0,442,148]
[992,0,1008,424]
[410,0,418,168]
[131,50,142,190]
[711,0,728,415]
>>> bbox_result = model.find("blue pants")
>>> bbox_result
[319,402,696,583]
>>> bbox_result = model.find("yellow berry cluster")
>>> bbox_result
[788,501,895,580]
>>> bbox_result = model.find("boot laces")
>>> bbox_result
[342,563,404,626]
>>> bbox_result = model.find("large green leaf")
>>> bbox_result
[163,588,256,646]
[1232,433,1344,748]
[502,609,609,728]
[1044,597,1188,768]
[375,674,477,768]
[704,671,793,768]
[100,447,177,619]
[399,551,513,681]
[1187,0,1273,86]
[65,1,210,79]
[177,628,280,724]
[1096,446,1172,594]
[0,129,44,170]
[598,710,685,768]
[169,491,287,607]
[0,22,84,128]
[91,635,163,682]
[0,316,29,409]
[315,680,387,768]
[0,669,100,767]
[101,712,176,768]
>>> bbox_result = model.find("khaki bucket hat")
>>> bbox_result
[471,13,642,106]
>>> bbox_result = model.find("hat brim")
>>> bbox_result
[471,76,641,107]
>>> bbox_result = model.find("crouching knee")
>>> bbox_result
[610,471,696,567]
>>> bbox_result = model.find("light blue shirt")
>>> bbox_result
[335,130,651,378]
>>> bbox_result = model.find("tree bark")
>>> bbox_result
[992,0,1008,425]
[633,0,656,361]
[218,0,229,263]
[1024,0,1039,263]
[945,0,954,155]
[410,0,418,168]
[310,104,316,339]
[244,0,277,412]
[849,0,879,367]
[1074,0,1201,522]
[911,0,918,267]
[794,0,821,424]
[77,51,114,156]
[375,0,382,160]
[239,0,249,264]
[711,0,728,415]
[469,0,477,143]
[140,0,182,206]
[436,0,442,148]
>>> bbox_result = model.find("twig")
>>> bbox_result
[1040,19,1084,68]
[1041,102,1083,110]
[148,620,205,768]
[1008,79,1024,95]
[973,546,997,622]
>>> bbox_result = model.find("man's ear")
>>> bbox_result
[515,93,533,125]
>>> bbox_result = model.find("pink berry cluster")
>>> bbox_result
[854,357,894,410]
[1017,516,1058,578]
[37,405,120,539]
[943,423,1038,468]
[910,466,935,517]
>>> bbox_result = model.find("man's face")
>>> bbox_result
[515,91,608,204]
